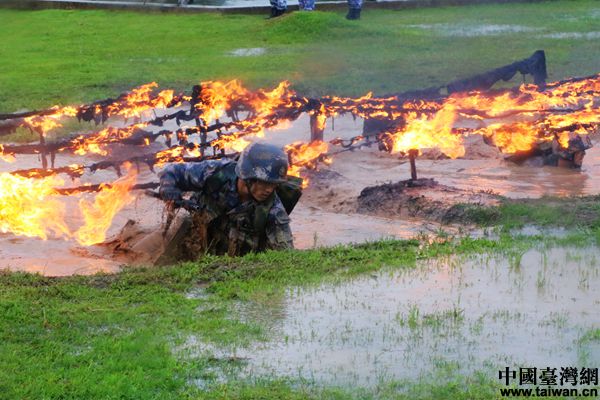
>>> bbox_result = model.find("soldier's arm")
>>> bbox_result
[265,206,294,250]
[158,162,214,200]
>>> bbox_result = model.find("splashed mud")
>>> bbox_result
[180,245,600,387]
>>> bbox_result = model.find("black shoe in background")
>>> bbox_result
[346,8,361,20]
[268,7,285,18]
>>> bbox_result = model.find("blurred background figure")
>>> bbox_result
[269,0,287,17]
[298,0,315,11]
[346,0,362,19]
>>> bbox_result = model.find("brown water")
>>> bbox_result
[178,245,600,388]
[1,114,599,275]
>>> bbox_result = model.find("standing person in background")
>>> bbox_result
[298,0,315,11]
[295,0,362,19]
[346,0,362,19]
[269,0,287,17]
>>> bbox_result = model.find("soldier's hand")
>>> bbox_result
[165,200,178,213]
[160,189,182,202]
[180,199,201,212]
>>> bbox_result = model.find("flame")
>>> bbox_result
[196,80,249,123]
[155,146,186,166]
[22,106,77,136]
[74,163,137,246]
[0,145,16,163]
[286,141,330,187]
[106,83,175,119]
[477,122,541,154]
[385,106,464,159]
[557,131,571,149]
[71,123,148,156]
[212,134,252,152]
[0,173,70,239]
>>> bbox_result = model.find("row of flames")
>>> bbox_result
[0,75,599,245]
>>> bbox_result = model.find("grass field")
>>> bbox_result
[2,2,600,398]
[1,0,599,112]
[2,231,597,399]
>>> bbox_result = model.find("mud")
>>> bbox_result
[179,245,600,388]
[1,113,599,275]
[356,178,501,223]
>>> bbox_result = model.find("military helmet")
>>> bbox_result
[567,135,593,152]
[235,142,289,184]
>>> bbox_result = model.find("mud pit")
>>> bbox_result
[179,245,600,388]
[1,113,600,276]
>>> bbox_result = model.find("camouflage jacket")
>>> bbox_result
[159,159,294,256]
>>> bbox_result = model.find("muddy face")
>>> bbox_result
[573,151,586,168]
[249,180,278,202]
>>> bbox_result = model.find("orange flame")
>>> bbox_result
[106,83,175,119]
[286,141,330,187]
[0,145,16,163]
[0,173,70,239]
[195,80,249,123]
[71,123,149,156]
[385,106,464,158]
[74,163,137,246]
[155,146,187,166]
[477,122,541,154]
[22,106,77,136]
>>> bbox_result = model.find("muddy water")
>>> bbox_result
[1,113,599,275]
[183,245,600,387]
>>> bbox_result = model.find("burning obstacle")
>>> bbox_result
[1,52,600,244]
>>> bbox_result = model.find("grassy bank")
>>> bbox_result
[1,230,597,399]
[1,0,599,112]
[450,195,600,229]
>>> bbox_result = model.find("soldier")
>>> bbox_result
[298,0,315,11]
[346,0,362,20]
[269,0,287,18]
[296,0,362,18]
[158,143,296,260]
[503,133,593,169]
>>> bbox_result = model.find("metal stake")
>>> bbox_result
[408,149,418,180]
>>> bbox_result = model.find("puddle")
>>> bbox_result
[407,24,542,37]
[537,32,600,40]
[228,48,266,57]
[2,112,600,276]
[183,245,600,387]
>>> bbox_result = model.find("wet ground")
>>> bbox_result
[178,244,600,388]
[1,112,599,275]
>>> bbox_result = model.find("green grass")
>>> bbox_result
[0,231,596,398]
[448,195,600,229]
[1,0,600,112]
[2,2,600,397]
[579,328,600,343]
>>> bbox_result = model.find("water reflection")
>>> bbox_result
[184,245,600,387]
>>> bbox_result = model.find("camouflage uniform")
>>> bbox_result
[299,0,361,12]
[549,134,592,168]
[159,159,293,259]
[270,0,287,11]
[298,0,315,11]
[347,0,362,9]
